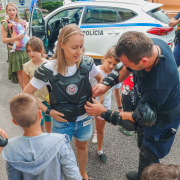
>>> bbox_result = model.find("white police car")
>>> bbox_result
[29,0,175,61]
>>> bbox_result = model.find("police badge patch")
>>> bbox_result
[66,84,78,95]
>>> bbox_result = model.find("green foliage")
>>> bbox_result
[42,1,63,12]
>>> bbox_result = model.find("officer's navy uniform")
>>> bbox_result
[127,38,180,179]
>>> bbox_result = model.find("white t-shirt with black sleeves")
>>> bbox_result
[31,59,99,121]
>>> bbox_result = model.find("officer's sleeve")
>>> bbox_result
[174,12,180,20]
[137,88,171,110]
[126,67,132,72]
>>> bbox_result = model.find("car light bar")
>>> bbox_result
[147,27,174,36]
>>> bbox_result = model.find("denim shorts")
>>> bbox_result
[52,116,92,141]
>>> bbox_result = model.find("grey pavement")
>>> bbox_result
[0,31,180,180]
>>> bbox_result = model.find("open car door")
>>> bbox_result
[29,6,46,42]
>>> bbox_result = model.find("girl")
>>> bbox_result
[23,36,52,133]
[1,2,29,89]
[91,47,122,163]
[23,24,103,180]
[118,73,134,136]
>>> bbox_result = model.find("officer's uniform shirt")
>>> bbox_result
[131,39,180,115]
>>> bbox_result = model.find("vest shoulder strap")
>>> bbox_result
[80,56,94,72]
[34,63,53,82]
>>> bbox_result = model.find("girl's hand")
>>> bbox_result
[49,109,67,122]
[16,34,25,40]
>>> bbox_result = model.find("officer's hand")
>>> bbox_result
[85,98,107,116]
[92,84,109,97]
[49,109,67,122]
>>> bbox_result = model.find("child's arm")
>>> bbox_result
[113,88,123,112]
[60,135,82,180]
[98,94,104,104]
[22,69,30,90]
[93,71,104,104]
[0,127,8,153]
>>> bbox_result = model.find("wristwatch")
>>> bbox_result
[118,107,123,109]
[45,108,51,116]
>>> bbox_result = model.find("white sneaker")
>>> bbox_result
[92,132,97,144]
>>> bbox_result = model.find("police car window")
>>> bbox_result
[147,8,170,24]
[84,7,117,24]
[117,8,136,22]
[48,7,83,26]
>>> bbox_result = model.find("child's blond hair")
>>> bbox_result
[5,3,20,22]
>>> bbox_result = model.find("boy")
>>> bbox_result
[2,93,82,180]
[141,163,180,180]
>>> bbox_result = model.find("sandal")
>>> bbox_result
[82,178,94,180]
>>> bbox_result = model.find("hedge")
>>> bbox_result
[42,1,63,12]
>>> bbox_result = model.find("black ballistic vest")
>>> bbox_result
[35,56,94,122]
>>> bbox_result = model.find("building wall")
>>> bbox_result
[147,0,180,17]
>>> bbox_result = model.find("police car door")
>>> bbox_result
[29,6,46,41]
[46,6,84,53]
[81,6,125,60]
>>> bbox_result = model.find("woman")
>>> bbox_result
[23,24,103,180]
[1,2,29,89]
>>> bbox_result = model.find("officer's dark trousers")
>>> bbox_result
[137,116,180,175]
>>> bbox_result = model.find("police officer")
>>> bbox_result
[85,31,180,180]
[169,12,180,67]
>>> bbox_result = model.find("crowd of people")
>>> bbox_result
[1,2,180,180]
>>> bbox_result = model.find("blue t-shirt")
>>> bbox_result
[29,0,38,13]
[129,39,180,119]
[174,12,180,20]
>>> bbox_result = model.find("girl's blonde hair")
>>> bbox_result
[26,36,44,57]
[101,47,120,64]
[6,2,20,22]
[53,24,84,75]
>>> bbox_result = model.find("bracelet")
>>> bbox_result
[45,108,51,116]
[118,107,123,109]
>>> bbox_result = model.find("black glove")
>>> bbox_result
[101,110,136,131]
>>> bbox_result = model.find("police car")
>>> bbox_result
[28,0,175,61]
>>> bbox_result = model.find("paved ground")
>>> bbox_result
[0,31,180,180]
